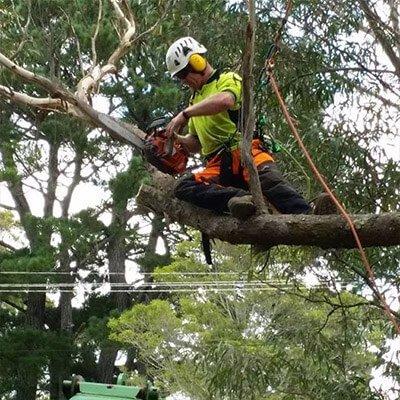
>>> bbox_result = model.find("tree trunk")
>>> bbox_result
[15,369,40,400]
[47,251,74,399]
[97,346,119,383]
[14,293,46,400]
[109,231,130,310]
[97,204,129,382]
[49,358,64,400]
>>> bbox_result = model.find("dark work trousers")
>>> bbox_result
[174,143,311,215]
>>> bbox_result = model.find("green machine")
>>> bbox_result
[63,375,164,400]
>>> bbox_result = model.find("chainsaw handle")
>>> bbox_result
[165,135,174,157]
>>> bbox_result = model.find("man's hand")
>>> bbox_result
[165,111,188,138]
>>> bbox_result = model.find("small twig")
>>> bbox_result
[0,203,17,211]
[131,0,175,45]
[0,240,17,252]
[317,307,337,333]
[60,8,85,77]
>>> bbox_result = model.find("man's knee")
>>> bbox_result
[258,162,310,214]
[258,162,286,191]
[174,173,197,201]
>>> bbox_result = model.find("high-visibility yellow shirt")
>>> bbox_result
[188,71,242,156]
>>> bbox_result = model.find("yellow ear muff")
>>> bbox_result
[189,53,207,72]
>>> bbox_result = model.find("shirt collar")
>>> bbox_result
[205,69,220,85]
[194,70,220,95]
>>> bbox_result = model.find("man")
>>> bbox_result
[165,36,311,218]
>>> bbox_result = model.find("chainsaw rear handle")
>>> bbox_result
[165,136,174,157]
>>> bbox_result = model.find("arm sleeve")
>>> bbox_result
[217,72,242,110]
[188,118,197,136]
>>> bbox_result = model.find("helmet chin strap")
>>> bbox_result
[200,65,213,79]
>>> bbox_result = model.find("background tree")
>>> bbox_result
[109,239,388,400]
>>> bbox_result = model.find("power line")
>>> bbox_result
[0,271,248,276]
[0,280,357,288]
[0,287,344,294]
[0,282,280,287]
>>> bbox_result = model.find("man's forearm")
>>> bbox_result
[165,92,235,139]
[184,92,235,117]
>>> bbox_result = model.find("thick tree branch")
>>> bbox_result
[389,0,400,56]
[0,299,25,313]
[0,85,66,111]
[136,175,400,249]
[241,0,266,213]
[0,51,146,145]
[0,203,16,211]
[0,145,38,247]
[91,0,103,68]
[0,146,31,220]
[110,0,133,31]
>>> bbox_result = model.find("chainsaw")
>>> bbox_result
[98,113,188,175]
[143,116,189,175]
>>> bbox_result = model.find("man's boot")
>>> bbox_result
[227,195,256,219]
[313,193,338,215]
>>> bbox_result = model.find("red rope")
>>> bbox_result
[267,66,400,334]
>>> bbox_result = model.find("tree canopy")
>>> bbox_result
[0,1,399,399]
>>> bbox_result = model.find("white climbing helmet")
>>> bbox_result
[166,36,207,76]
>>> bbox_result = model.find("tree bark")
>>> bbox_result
[15,293,46,400]
[97,346,119,383]
[136,175,400,249]
[241,0,266,213]
[97,201,130,383]
[15,369,40,400]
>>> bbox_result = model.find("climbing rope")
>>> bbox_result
[264,0,400,334]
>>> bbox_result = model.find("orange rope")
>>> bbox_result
[267,65,400,334]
